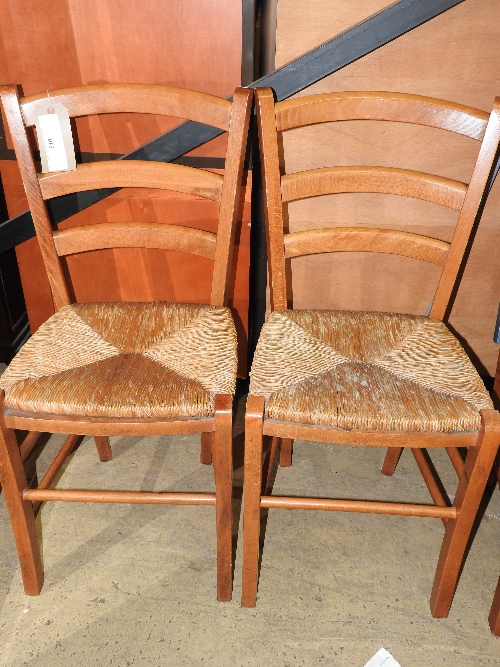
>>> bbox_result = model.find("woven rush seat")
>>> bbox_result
[0,302,237,419]
[249,310,493,432]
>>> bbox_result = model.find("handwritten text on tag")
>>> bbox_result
[38,113,69,171]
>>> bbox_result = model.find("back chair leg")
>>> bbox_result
[381,447,403,476]
[94,436,112,462]
[241,395,265,608]
[280,438,293,467]
[200,431,214,465]
[213,395,233,602]
[0,395,43,595]
[263,436,280,492]
[430,409,500,617]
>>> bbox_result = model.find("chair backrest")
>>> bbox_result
[255,88,500,320]
[0,83,252,310]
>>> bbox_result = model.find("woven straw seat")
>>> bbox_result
[250,310,493,432]
[0,302,237,419]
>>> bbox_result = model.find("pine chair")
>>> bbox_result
[0,83,252,601]
[242,88,500,616]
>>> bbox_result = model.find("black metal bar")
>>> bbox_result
[241,0,258,86]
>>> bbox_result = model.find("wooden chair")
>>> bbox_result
[242,88,500,616]
[0,83,252,601]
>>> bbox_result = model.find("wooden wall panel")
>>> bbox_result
[0,0,249,373]
[274,0,500,375]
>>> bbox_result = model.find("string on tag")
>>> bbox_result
[47,90,55,115]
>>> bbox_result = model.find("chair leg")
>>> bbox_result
[94,436,112,462]
[381,447,403,476]
[263,436,280,493]
[213,395,233,602]
[430,409,500,618]
[200,431,214,465]
[241,395,265,608]
[489,576,500,636]
[0,395,43,595]
[279,438,293,467]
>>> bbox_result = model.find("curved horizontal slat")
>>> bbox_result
[281,166,467,210]
[53,222,217,258]
[21,83,232,130]
[284,227,450,265]
[275,91,489,140]
[39,161,224,201]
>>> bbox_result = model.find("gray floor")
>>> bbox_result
[0,390,499,666]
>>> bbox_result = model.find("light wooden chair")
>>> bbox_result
[0,83,252,601]
[242,88,500,616]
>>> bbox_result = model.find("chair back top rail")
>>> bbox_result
[0,84,252,310]
[21,83,232,131]
[255,87,500,318]
[275,91,489,139]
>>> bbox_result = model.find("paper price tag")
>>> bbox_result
[33,101,77,173]
[364,648,402,667]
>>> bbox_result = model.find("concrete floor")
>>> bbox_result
[0,389,499,666]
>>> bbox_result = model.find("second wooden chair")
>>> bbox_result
[242,88,500,616]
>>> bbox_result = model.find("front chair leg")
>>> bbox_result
[94,436,112,462]
[241,394,265,608]
[430,409,500,617]
[213,395,233,602]
[0,393,43,594]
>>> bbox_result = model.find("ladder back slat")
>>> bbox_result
[281,166,467,210]
[284,228,450,266]
[39,161,224,202]
[53,223,217,258]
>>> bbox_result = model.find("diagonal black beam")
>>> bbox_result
[0,0,465,255]
[254,0,466,101]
